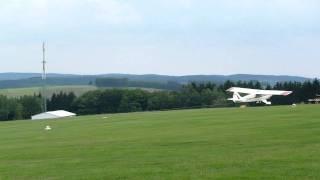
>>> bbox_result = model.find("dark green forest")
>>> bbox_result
[0,79,319,121]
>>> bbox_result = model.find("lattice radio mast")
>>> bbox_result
[42,42,47,112]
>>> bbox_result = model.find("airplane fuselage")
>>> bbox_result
[226,88,290,105]
[231,95,272,104]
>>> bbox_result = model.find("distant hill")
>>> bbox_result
[99,74,310,84]
[0,85,97,98]
[0,73,311,89]
[0,73,76,80]
[0,76,97,89]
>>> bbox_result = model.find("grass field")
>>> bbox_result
[0,105,320,179]
[0,86,161,98]
[0,85,97,97]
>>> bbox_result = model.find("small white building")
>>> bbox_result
[32,110,76,120]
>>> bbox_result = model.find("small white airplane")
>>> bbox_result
[227,87,292,105]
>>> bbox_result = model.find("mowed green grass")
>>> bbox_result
[0,85,97,97]
[1,105,320,179]
[0,86,160,98]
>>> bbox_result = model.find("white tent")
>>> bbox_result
[31,110,76,120]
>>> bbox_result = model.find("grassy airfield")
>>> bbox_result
[0,105,320,179]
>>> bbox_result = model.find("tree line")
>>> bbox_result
[0,79,319,121]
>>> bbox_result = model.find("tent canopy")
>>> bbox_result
[32,110,76,120]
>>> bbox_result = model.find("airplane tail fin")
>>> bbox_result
[234,92,241,100]
[228,92,242,102]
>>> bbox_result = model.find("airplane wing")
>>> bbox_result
[227,87,292,96]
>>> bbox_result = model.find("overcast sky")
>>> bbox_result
[0,0,319,77]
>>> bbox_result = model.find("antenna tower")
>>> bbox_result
[42,42,47,112]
